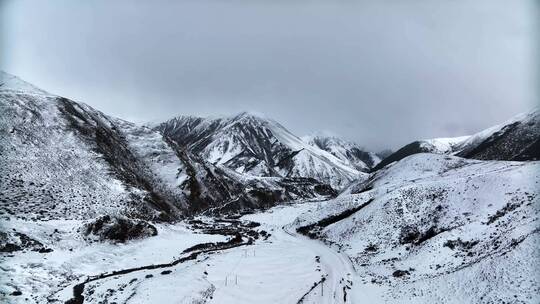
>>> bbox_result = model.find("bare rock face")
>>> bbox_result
[82,215,158,243]
[0,231,52,253]
[155,112,364,190]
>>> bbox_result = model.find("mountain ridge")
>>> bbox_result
[372,109,540,171]
[0,72,345,221]
[155,112,368,189]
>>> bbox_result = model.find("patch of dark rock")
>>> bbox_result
[486,202,521,225]
[11,290,22,296]
[246,188,285,206]
[188,219,204,225]
[243,221,261,228]
[399,225,448,245]
[161,270,172,275]
[443,238,479,250]
[392,270,410,277]
[0,242,21,253]
[145,274,153,278]
[399,226,420,244]
[182,233,243,253]
[297,199,374,239]
[313,184,337,196]
[0,231,50,253]
[38,247,53,253]
[364,243,378,253]
[81,215,157,243]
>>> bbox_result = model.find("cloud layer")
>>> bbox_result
[1,0,537,150]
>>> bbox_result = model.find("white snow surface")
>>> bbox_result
[113,119,190,204]
[0,87,137,220]
[420,136,470,154]
[158,112,366,189]
[0,71,51,96]
[294,153,540,303]
[43,201,362,304]
[1,71,538,303]
[2,152,539,304]
[303,133,382,171]
[0,218,227,303]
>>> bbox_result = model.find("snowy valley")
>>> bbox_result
[1,72,539,304]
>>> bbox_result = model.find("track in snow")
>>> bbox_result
[282,224,357,304]
[56,203,364,304]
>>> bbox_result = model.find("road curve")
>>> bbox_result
[282,224,357,304]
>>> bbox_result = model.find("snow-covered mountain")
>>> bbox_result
[373,109,540,171]
[454,109,540,161]
[0,74,206,221]
[371,136,470,171]
[2,71,538,304]
[295,153,539,303]
[302,134,381,172]
[0,72,49,95]
[0,72,335,221]
[156,113,365,189]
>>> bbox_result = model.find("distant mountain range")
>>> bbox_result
[0,72,369,221]
[372,110,539,171]
[1,71,538,223]
[154,113,374,190]
[2,71,539,304]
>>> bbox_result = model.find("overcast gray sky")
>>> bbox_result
[1,0,537,150]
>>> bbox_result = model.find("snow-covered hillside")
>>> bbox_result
[0,73,339,222]
[2,71,538,304]
[371,137,469,171]
[0,72,224,220]
[0,75,154,221]
[455,109,540,161]
[373,109,539,171]
[156,112,365,189]
[302,134,381,172]
[295,153,539,303]
[0,71,50,95]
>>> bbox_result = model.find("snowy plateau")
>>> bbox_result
[0,71,539,304]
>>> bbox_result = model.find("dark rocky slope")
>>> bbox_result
[372,109,539,171]
[0,72,337,222]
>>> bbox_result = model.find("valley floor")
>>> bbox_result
[2,200,386,304]
[2,195,537,303]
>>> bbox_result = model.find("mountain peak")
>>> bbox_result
[0,71,50,95]
[164,111,270,126]
[233,111,267,120]
[155,111,364,188]
[227,111,280,129]
[303,133,381,172]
